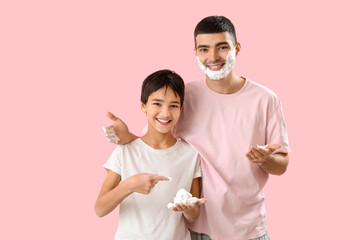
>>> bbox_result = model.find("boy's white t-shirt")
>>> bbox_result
[104,138,201,240]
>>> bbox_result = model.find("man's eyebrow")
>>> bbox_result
[170,101,180,104]
[215,41,230,47]
[197,44,209,49]
[197,42,230,49]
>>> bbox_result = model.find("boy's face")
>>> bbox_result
[141,86,181,135]
[195,32,240,71]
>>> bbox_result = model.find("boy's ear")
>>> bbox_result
[141,102,147,114]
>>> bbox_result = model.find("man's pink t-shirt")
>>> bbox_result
[173,78,290,240]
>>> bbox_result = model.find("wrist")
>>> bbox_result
[121,178,134,195]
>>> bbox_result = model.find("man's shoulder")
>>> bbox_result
[185,79,203,91]
[246,78,279,100]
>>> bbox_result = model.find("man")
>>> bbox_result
[104,16,290,240]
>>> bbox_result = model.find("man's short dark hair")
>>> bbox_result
[141,69,185,107]
[194,16,237,45]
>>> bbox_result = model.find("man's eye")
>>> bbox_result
[219,46,228,50]
[199,48,208,52]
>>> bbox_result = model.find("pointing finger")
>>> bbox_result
[154,175,171,181]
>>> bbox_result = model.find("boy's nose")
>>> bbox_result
[160,107,171,116]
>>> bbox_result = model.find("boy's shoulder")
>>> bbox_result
[176,139,198,155]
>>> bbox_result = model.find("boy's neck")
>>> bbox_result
[141,130,177,150]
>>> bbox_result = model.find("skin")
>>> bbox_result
[95,87,206,220]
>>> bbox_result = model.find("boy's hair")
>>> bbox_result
[194,16,237,45]
[141,69,185,107]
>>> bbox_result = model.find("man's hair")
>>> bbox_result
[141,69,185,107]
[194,16,237,45]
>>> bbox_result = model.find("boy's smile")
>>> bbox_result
[141,86,181,135]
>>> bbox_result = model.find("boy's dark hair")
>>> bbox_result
[141,69,185,107]
[194,16,237,45]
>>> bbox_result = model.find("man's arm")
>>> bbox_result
[246,144,289,175]
[103,112,138,145]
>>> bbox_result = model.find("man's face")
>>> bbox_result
[195,32,239,71]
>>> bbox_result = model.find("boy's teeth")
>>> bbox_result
[157,119,170,123]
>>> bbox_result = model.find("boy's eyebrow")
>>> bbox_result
[197,41,230,49]
[152,99,180,104]
[152,99,165,102]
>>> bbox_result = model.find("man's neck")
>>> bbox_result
[205,71,245,94]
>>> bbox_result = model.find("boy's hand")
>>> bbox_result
[171,198,207,213]
[171,198,207,223]
[246,144,281,164]
[126,173,170,194]
[103,112,130,144]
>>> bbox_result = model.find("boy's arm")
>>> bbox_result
[104,112,138,145]
[94,170,131,218]
[94,171,169,217]
[172,177,206,223]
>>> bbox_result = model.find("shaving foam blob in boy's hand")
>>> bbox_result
[167,189,206,209]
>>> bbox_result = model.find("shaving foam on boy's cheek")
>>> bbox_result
[197,49,236,80]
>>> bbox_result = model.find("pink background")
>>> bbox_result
[1,0,359,239]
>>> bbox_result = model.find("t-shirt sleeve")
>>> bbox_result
[103,146,122,176]
[193,154,202,179]
[266,97,291,154]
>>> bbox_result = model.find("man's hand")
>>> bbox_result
[103,112,133,145]
[245,144,281,164]
[125,173,170,195]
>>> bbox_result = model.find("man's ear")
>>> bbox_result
[141,102,147,114]
[235,42,241,56]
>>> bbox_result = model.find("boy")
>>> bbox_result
[94,70,206,240]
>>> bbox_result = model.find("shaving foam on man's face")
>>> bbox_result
[197,49,236,81]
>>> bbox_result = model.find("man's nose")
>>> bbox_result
[208,49,219,63]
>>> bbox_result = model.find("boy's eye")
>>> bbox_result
[171,105,179,108]
[153,103,161,106]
